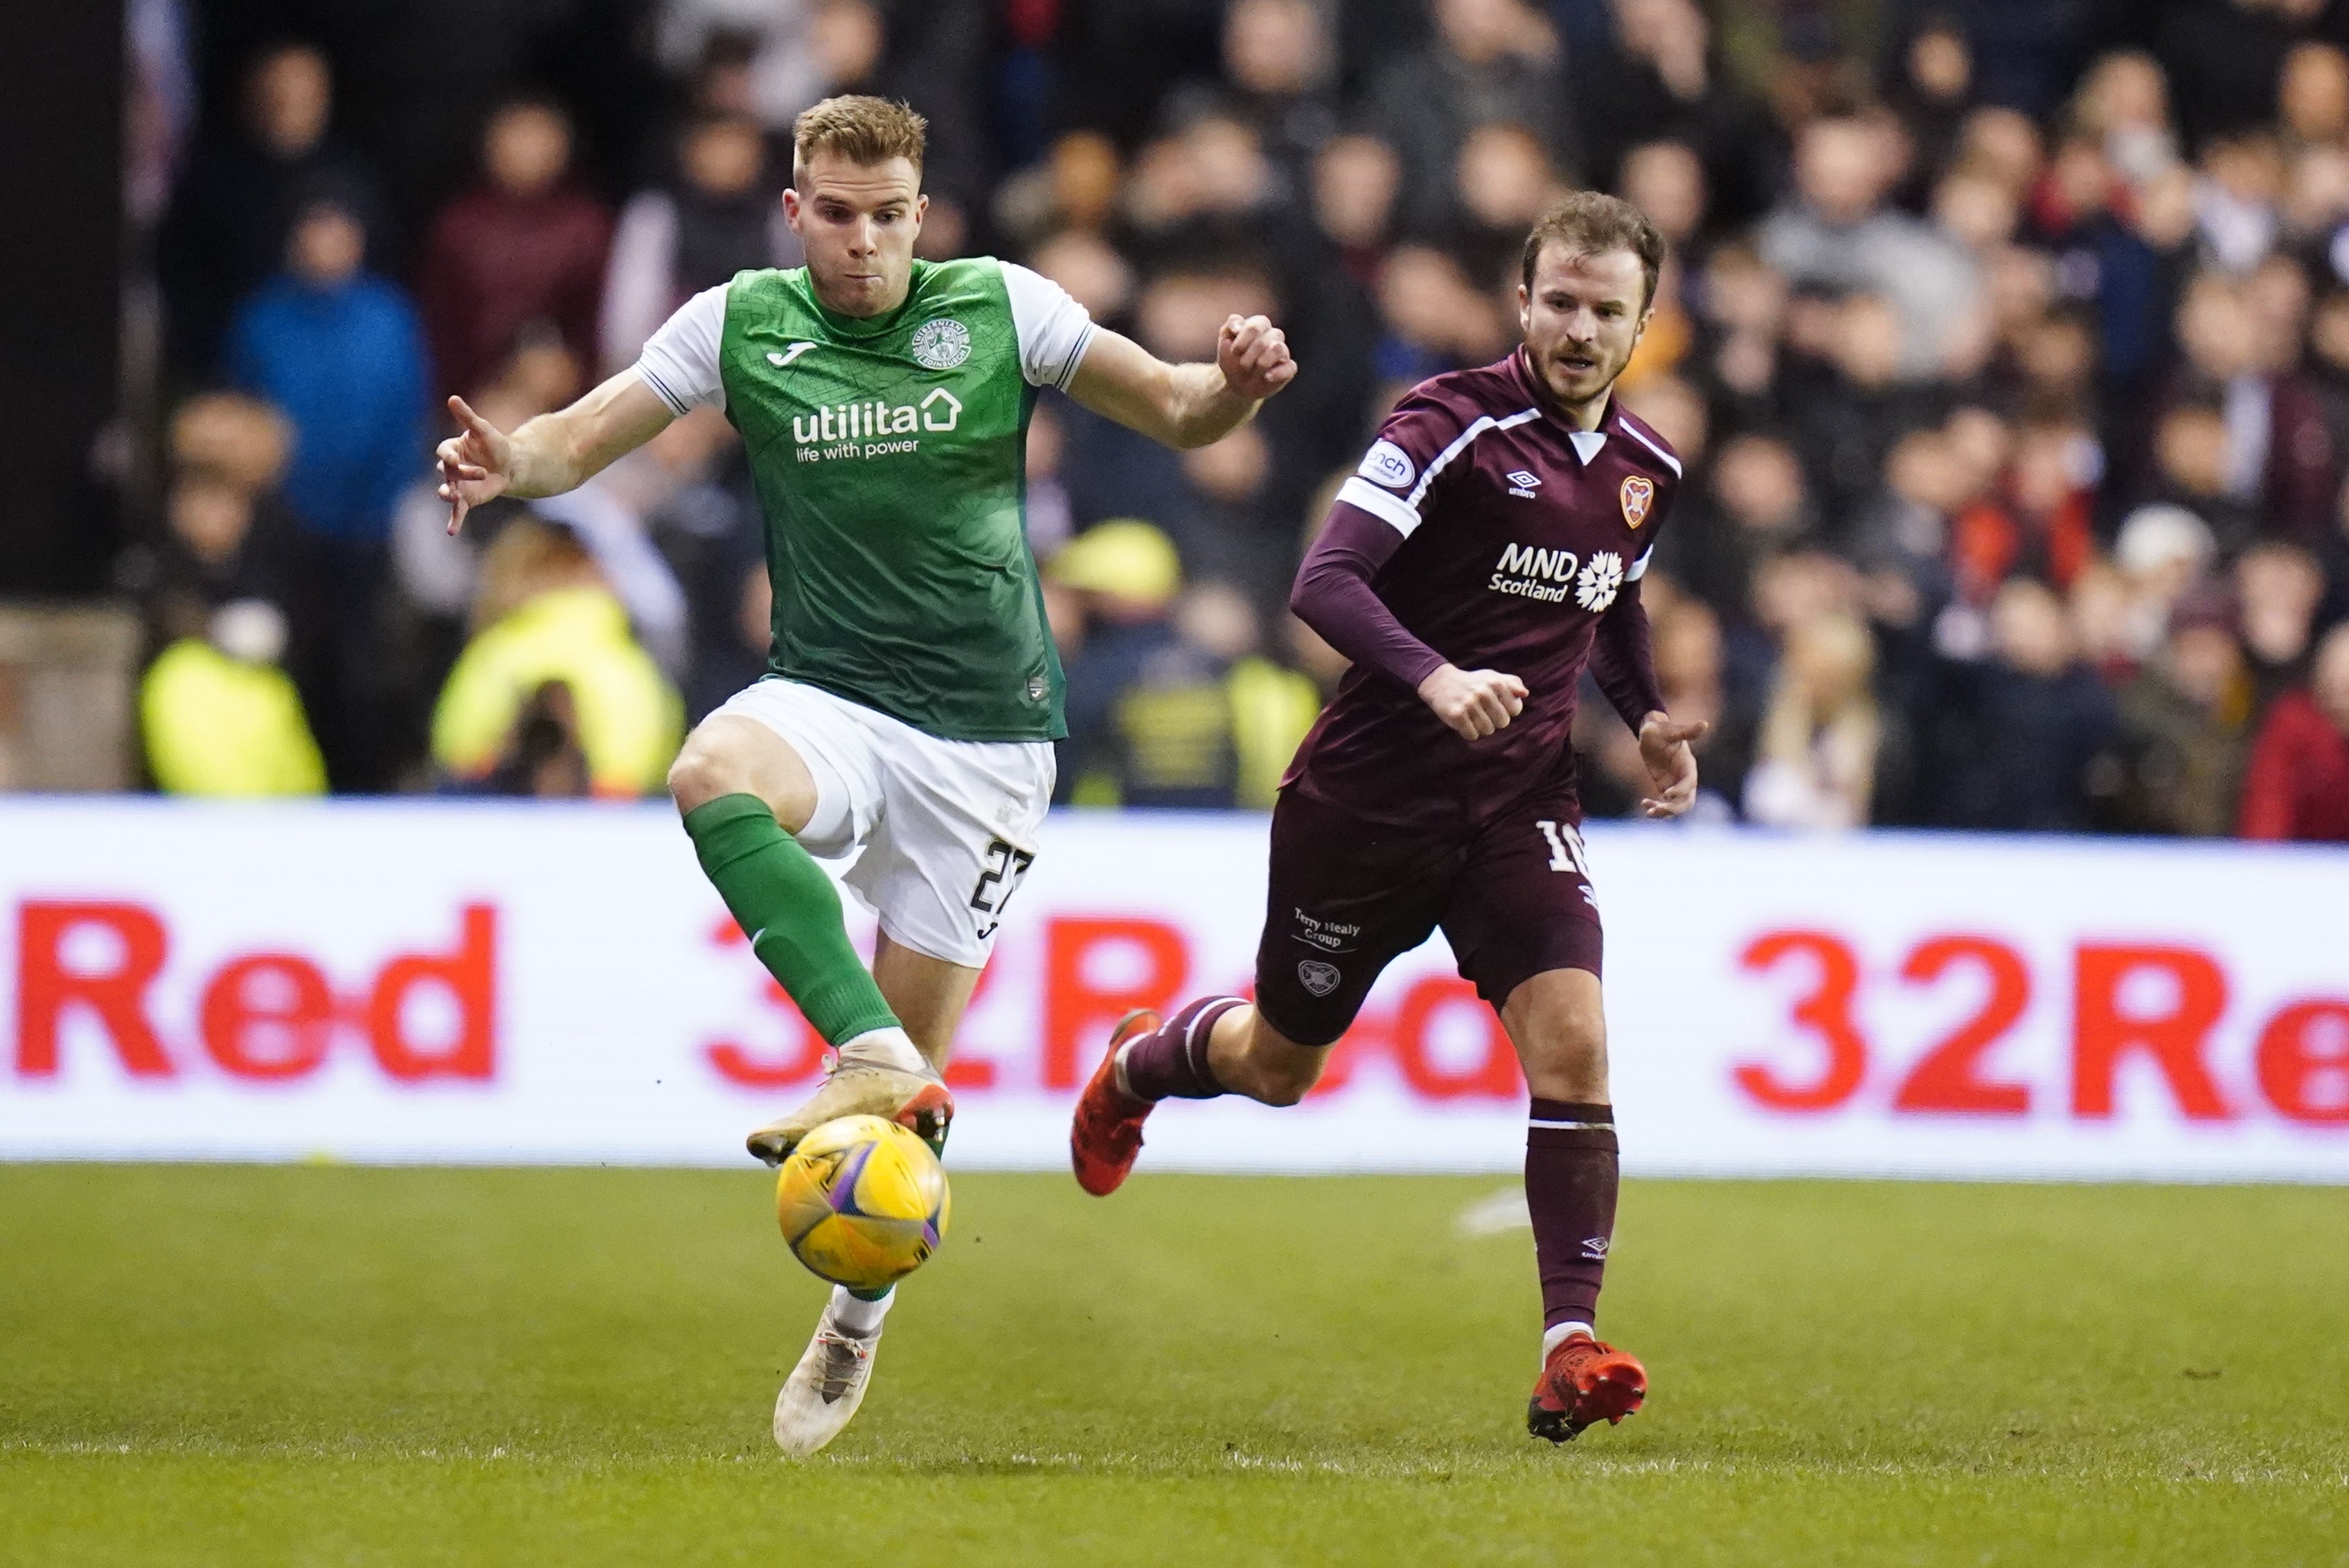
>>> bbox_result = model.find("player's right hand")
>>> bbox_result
[1418,664,1527,741]
[436,395,514,536]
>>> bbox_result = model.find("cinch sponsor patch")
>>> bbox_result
[1359,440,1415,490]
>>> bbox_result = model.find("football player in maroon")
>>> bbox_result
[1070,193,1708,1443]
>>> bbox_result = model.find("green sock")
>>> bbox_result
[682,794,901,1045]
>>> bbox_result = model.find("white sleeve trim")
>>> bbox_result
[1337,476,1422,536]
[1000,260,1097,390]
[633,283,729,416]
[1627,545,1655,581]
[1619,418,1683,477]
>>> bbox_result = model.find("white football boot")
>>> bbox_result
[773,1294,888,1455]
[747,1028,952,1166]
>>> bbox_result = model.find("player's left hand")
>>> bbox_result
[1218,314,1296,402]
[1636,711,1708,819]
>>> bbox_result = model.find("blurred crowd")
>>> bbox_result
[120,0,2349,840]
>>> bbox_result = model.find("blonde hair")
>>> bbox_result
[793,94,926,175]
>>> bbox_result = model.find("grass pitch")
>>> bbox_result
[1,1166,2343,1567]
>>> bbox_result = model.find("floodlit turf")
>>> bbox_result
[1,1166,2344,1567]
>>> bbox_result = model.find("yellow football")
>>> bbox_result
[774,1114,952,1292]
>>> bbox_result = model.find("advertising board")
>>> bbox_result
[3,801,2343,1179]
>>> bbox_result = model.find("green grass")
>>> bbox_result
[1,1166,2344,1567]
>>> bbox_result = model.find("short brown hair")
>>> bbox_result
[793,94,927,174]
[1521,192,1666,312]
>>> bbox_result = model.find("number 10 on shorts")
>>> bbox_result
[1537,819,1591,880]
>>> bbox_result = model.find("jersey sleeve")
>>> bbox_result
[1330,391,1475,540]
[1000,261,1097,391]
[632,283,729,416]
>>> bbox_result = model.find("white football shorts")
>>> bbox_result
[711,677,1054,969]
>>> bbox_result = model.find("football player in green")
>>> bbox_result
[435,94,1294,1453]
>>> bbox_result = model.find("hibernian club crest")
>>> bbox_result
[911,317,971,370]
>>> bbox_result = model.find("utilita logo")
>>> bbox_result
[10,901,499,1083]
[792,388,961,461]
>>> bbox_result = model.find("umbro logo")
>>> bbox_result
[767,342,818,367]
[1507,470,1541,500]
[1581,1236,1610,1260]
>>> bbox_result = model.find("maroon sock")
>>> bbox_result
[1120,996,1243,1101]
[1525,1098,1618,1332]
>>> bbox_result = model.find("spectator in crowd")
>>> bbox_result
[1760,113,1983,380]
[141,597,328,798]
[2236,539,2329,707]
[1370,0,1577,233]
[431,518,682,798]
[1208,0,1340,188]
[1649,594,1754,821]
[2238,621,2349,841]
[1051,520,1318,810]
[224,198,427,792]
[1935,576,2119,832]
[601,114,798,377]
[418,97,612,406]
[2110,593,2257,836]
[159,42,390,378]
[1578,0,1776,229]
[652,2,816,134]
[1744,612,1902,830]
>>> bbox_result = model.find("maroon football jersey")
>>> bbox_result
[1287,348,1683,828]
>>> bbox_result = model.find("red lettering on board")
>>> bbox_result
[14,902,175,1078]
[1042,918,1188,1089]
[201,954,335,1080]
[2071,945,2231,1120]
[1390,976,1520,1099]
[366,905,498,1081]
[1733,930,1868,1112]
[2255,1000,2349,1125]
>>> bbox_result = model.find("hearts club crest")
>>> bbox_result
[1620,474,1655,528]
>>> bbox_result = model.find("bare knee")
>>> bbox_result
[1503,969,1609,1103]
[666,735,747,814]
[668,718,816,830]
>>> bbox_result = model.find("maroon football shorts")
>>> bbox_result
[1252,784,1605,1049]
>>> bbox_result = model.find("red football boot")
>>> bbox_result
[1527,1333,1647,1443]
[1069,1009,1161,1196]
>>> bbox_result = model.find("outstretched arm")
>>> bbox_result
[434,371,677,534]
[1063,314,1296,450]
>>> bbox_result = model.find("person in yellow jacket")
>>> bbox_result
[431,518,683,796]
[141,601,329,796]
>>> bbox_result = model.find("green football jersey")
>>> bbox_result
[645,257,1089,742]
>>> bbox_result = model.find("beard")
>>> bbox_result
[1530,339,1632,409]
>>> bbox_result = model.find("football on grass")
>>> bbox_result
[775,1115,951,1291]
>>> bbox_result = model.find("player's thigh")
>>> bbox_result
[677,680,884,854]
[871,929,983,1067]
[1440,801,1605,1055]
[846,723,1053,971]
[1252,789,1456,1049]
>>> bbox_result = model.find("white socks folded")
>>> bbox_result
[828,1284,895,1338]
